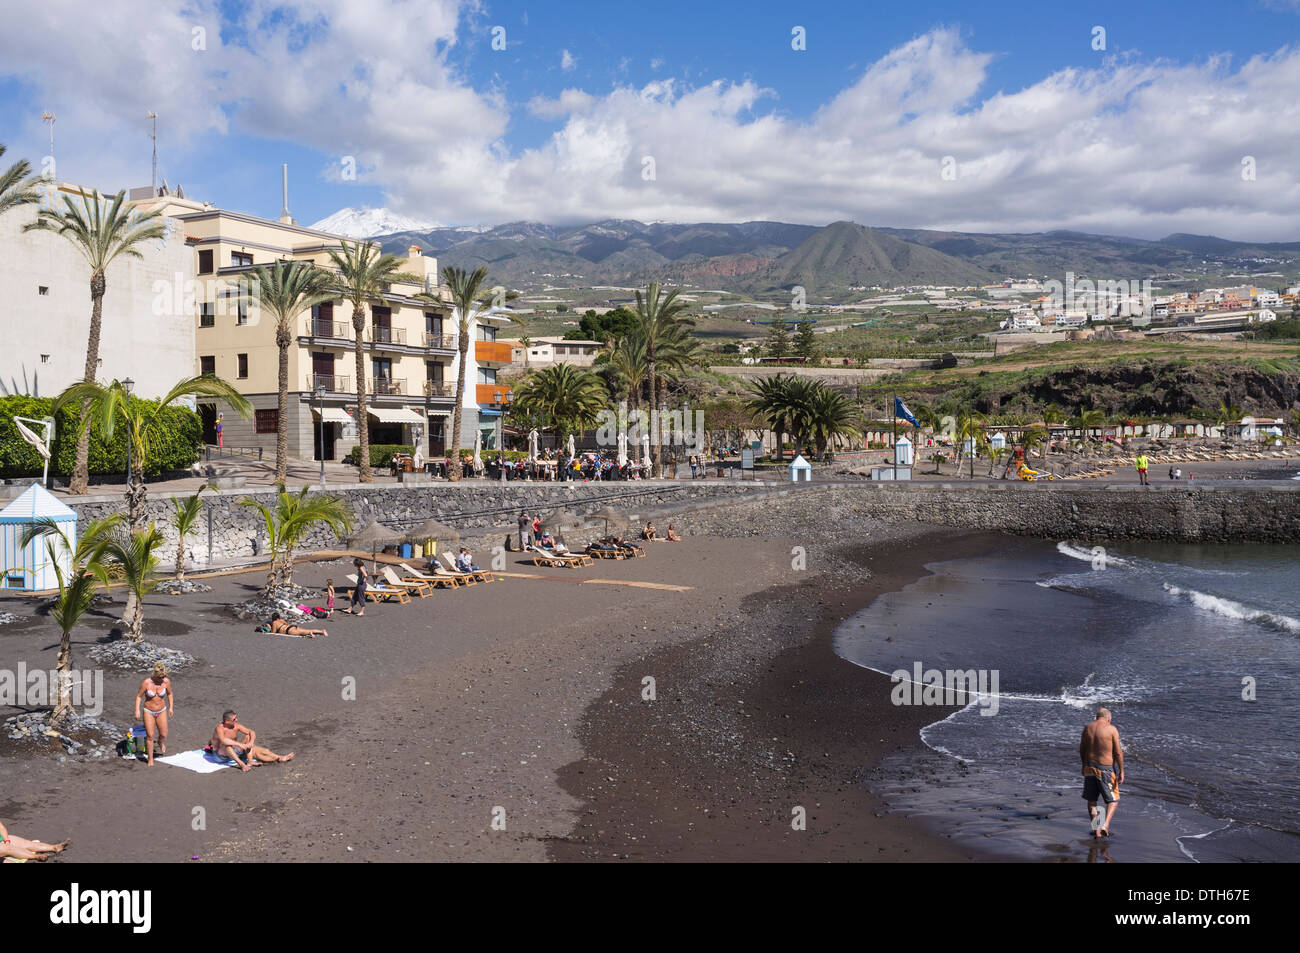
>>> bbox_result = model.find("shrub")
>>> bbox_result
[344,444,414,468]
[0,395,202,479]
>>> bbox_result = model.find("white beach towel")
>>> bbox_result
[156,749,257,773]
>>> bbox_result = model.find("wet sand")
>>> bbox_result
[0,527,999,862]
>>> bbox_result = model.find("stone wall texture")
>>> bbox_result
[64,478,1300,569]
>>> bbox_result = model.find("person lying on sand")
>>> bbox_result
[210,710,295,773]
[0,819,69,861]
[267,612,328,638]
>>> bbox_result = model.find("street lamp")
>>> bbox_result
[122,378,134,500]
[315,381,326,486]
[494,390,505,482]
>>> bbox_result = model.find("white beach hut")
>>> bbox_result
[0,484,77,591]
[894,435,914,466]
[990,432,1007,451]
[789,454,813,482]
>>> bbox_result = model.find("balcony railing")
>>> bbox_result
[304,318,350,339]
[308,373,351,393]
[368,326,406,346]
[424,332,457,349]
[423,381,453,398]
[369,378,406,396]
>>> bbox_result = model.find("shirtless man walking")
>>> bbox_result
[211,710,295,773]
[1080,707,1124,837]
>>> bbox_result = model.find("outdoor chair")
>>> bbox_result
[345,573,411,604]
[381,566,433,598]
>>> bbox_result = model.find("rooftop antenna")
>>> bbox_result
[147,111,157,193]
[41,112,55,177]
[280,163,292,224]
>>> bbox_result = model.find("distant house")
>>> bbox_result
[506,337,604,368]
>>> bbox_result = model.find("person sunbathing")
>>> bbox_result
[209,710,295,773]
[267,612,328,638]
[536,531,557,550]
[642,521,658,540]
[0,819,69,861]
[666,524,681,542]
[603,534,643,554]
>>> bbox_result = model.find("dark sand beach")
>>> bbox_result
[0,519,998,863]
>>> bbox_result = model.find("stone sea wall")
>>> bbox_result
[64,478,1300,568]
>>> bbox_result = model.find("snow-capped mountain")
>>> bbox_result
[309,207,444,238]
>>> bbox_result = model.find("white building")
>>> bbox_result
[504,337,604,368]
[0,181,195,399]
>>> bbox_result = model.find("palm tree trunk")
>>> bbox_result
[51,635,74,727]
[353,304,372,483]
[129,590,145,642]
[70,274,107,495]
[449,329,470,482]
[275,327,290,488]
[175,538,186,582]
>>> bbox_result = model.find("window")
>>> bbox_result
[38,286,49,296]
[199,302,215,327]
[237,354,248,378]
[197,249,213,274]
[232,251,253,267]
[425,312,443,335]
[478,367,497,385]
[200,356,215,375]
[255,409,278,434]
[477,324,497,341]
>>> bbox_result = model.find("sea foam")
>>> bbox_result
[1163,584,1300,635]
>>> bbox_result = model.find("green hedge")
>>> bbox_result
[344,444,414,467]
[0,395,202,480]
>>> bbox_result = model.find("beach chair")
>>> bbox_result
[398,562,461,590]
[345,573,410,604]
[585,543,627,560]
[439,552,496,583]
[530,547,592,568]
[381,566,433,598]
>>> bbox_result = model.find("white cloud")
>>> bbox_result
[3,9,1300,240]
[560,49,576,72]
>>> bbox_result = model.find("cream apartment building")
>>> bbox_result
[128,190,513,462]
[0,180,194,399]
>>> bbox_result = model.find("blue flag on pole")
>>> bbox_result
[895,396,919,427]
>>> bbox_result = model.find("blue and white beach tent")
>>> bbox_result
[0,484,77,591]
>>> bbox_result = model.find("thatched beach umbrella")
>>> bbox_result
[350,520,403,572]
[592,505,628,536]
[547,509,586,544]
[408,518,459,556]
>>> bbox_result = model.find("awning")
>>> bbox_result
[367,407,425,424]
[313,407,351,424]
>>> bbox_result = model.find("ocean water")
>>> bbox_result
[834,538,1300,862]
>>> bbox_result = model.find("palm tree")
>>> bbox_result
[422,267,519,481]
[747,374,795,461]
[169,486,210,581]
[241,488,354,593]
[103,524,165,642]
[327,240,421,483]
[24,190,167,494]
[1217,400,1244,440]
[251,260,336,486]
[0,144,41,218]
[54,375,251,533]
[632,282,691,475]
[805,385,862,458]
[511,364,609,446]
[19,515,119,727]
[595,329,649,409]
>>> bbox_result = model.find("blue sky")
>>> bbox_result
[2,0,1299,237]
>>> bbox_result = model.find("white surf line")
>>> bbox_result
[1175,819,1234,863]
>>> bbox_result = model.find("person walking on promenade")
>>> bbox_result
[1135,452,1149,486]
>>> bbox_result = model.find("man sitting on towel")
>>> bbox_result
[210,710,294,773]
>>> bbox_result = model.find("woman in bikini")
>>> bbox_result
[133,662,173,766]
[268,612,328,638]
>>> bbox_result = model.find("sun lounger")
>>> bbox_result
[439,553,496,583]
[345,573,411,604]
[381,566,433,597]
[530,548,592,568]
[585,544,627,559]
[398,562,461,590]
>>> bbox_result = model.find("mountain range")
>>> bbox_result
[317,211,1300,296]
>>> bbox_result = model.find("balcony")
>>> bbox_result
[475,383,513,406]
[368,326,407,347]
[423,381,454,398]
[303,318,351,340]
[476,340,512,365]
[369,378,406,396]
[307,373,351,393]
[424,332,457,350]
